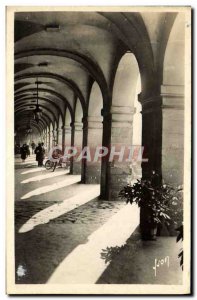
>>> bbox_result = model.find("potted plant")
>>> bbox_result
[119,171,178,240]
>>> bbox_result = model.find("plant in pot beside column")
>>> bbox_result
[119,171,173,240]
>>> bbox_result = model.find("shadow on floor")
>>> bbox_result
[97,227,183,285]
[15,199,124,284]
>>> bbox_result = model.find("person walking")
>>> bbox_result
[35,143,45,167]
[20,143,28,162]
[27,145,30,157]
[31,141,36,155]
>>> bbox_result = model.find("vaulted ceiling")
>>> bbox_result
[14,10,177,135]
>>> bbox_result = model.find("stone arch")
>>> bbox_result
[109,52,142,199]
[112,52,141,109]
[46,125,50,151]
[163,13,185,86]
[85,81,103,184]
[64,108,72,148]
[42,127,47,150]
[49,122,53,150]
[161,13,185,184]
[75,99,83,123]
[73,99,83,175]
[15,50,110,106]
[53,121,58,146]
[133,75,142,146]
[57,114,63,149]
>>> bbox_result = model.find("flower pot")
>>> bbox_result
[150,226,157,240]
[140,207,158,240]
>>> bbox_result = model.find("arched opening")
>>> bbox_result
[64,109,72,148]
[85,82,103,184]
[44,126,49,153]
[41,129,45,146]
[162,13,185,184]
[163,15,185,86]
[132,75,142,180]
[49,122,53,150]
[57,115,63,150]
[53,121,57,146]
[73,99,83,176]
[109,52,142,199]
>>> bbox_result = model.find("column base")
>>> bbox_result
[86,163,101,184]
[109,163,131,200]
[72,161,82,176]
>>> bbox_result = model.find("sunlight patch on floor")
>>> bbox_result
[21,176,81,199]
[21,168,47,175]
[24,163,38,168]
[21,170,69,184]
[47,203,139,284]
[18,185,100,233]
[15,157,36,163]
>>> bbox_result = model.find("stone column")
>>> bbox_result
[64,124,73,173]
[62,126,66,153]
[57,128,63,150]
[138,95,163,237]
[85,116,103,184]
[47,131,50,152]
[73,121,83,175]
[108,105,135,200]
[100,109,111,199]
[81,116,88,183]
[64,125,72,148]
[139,95,162,179]
[45,132,49,153]
[52,130,57,147]
[43,132,46,148]
[161,84,184,185]
[49,130,53,150]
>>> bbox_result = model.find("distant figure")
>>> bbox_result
[27,145,30,157]
[20,143,28,162]
[31,141,36,154]
[15,143,20,155]
[41,142,45,152]
[35,143,45,167]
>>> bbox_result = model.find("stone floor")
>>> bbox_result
[15,155,183,285]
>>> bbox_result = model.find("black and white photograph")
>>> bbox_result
[6,6,191,295]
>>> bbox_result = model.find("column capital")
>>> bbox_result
[161,84,184,98]
[56,127,62,133]
[161,84,184,110]
[101,109,111,124]
[74,121,83,131]
[139,94,162,114]
[110,105,136,115]
[101,108,110,117]
[87,116,103,129]
[65,124,72,133]
[82,117,88,130]
[110,105,135,128]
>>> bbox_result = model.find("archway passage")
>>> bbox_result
[72,99,83,176]
[49,122,53,150]
[108,52,142,199]
[44,127,49,151]
[13,9,189,287]
[85,82,103,184]
[64,109,72,149]
[57,115,63,150]
[161,13,185,185]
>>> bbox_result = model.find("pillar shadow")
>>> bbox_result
[15,198,123,284]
